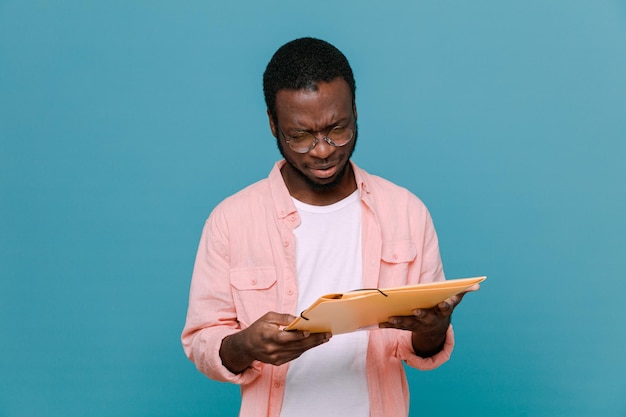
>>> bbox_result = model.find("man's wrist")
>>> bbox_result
[219,332,255,374]
[411,331,446,358]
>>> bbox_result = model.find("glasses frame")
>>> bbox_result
[278,117,355,154]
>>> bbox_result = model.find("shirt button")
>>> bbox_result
[251,279,257,286]
[274,382,281,388]
[393,253,398,260]
[283,241,289,247]
[289,215,296,221]
[287,289,294,296]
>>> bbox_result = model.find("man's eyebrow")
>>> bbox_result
[292,117,351,133]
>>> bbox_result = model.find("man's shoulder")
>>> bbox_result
[364,171,408,192]
[357,166,426,208]
[216,161,285,210]
[214,177,272,212]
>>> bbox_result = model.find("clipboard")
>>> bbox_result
[284,276,486,334]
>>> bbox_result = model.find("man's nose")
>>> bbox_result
[308,135,334,159]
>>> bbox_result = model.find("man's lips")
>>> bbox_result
[309,164,338,179]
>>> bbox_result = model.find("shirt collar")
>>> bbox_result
[268,160,297,219]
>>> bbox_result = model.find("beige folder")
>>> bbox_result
[284,276,486,334]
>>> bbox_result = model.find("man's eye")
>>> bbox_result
[291,132,310,141]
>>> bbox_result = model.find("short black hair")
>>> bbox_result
[263,37,356,123]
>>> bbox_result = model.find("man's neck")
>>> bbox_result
[281,163,357,206]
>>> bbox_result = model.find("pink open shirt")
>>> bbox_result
[182,161,454,417]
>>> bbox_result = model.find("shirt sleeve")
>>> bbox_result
[180,209,263,384]
[400,194,455,369]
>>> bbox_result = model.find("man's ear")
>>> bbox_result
[267,110,278,138]
[353,103,358,120]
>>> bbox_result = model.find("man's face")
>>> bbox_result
[269,77,358,202]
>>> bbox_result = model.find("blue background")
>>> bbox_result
[1,1,625,416]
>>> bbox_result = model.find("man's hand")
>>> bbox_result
[219,312,332,374]
[380,283,480,357]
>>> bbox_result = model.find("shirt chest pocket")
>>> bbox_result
[379,240,417,287]
[230,267,278,328]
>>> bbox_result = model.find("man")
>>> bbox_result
[182,37,477,417]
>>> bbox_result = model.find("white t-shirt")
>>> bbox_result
[279,191,369,417]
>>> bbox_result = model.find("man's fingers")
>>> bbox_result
[437,300,454,311]
[269,333,331,365]
[439,289,471,311]
[447,285,480,306]
[380,317,414,331]
[413,309,426,318]
[277,328,331,344]
[263,312,298,326]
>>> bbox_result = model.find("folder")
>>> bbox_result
[284,276,486,334]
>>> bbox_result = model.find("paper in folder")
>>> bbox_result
[285,276,486,334]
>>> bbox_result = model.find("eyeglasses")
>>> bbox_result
[278,123,355,154]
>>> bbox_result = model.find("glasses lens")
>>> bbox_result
[327,127,353,146]
[288,132,316,153]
